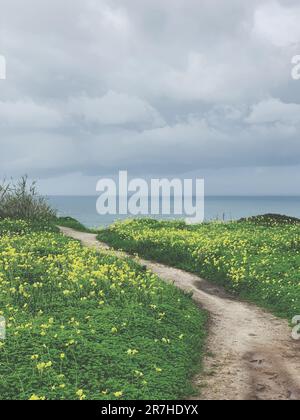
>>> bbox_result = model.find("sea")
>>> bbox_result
[47,196,300,228]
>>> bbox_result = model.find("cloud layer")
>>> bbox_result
[0,0,300,192]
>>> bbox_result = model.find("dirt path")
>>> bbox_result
[59,226,300,401]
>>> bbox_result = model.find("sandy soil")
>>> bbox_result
[59,226,300,401]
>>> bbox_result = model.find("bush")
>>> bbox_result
[238,213,300,226]
[0,177,56,222]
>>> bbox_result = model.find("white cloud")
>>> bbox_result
[246,98,300,125]
[0,100,62,129]
[253,1,300,47]
[0,0,300,194]
[67,91,165,128]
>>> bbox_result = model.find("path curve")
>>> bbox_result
[59,226,300,401]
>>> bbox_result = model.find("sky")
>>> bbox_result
[0,0,300,195]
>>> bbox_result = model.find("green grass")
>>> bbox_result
[238,213,300,226]
[56,217,93,233]
[98,217,300,320]
[0,218,206,400]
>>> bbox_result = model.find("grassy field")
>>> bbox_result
[99,216,300,320]
[56,217,92,233]
[0,219,206,400]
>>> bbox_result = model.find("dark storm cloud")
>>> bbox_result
[0,0,300,185]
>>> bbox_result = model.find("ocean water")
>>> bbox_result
[47,196,300,228]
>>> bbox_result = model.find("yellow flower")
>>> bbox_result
[29,394,46,401]
[76,389,86,400]
[134,370,144,378]
[36,361,52,372]
[126,349,139,356]
[114,391,123,398]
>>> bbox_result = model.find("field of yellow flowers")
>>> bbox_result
[0,219,206,400]
[99,217,300,319]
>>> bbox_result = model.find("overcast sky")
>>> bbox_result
[1,0,300,195]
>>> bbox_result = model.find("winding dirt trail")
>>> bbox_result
[59,226,300,401]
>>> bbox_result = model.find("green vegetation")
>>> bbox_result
[0,218,206,400]
[56,216,92,233]
[0,177,56,222]
[238,213,300,226]
[99,217,300,319]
